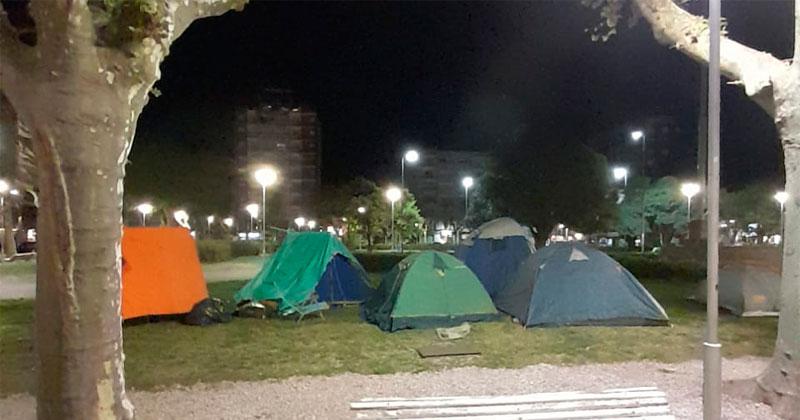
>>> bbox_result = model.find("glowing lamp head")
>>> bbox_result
[775,191,789,205]
[308,220,317,230]
[404,150,419,163]
[9,189,19,196]
[207,215,215,224]
[245,203,259,218]
[223,217,234,227]
[173,210,189,226]
[630,130,644,141]
[254,166,278,188]
[613,167,628,181]
[294,217,306,228]
[357,206,366,214]
[0,179,9,194]
[681,182,701,199]
[385,186,402,203]
[136,203,154,216]
[462,176,474,189]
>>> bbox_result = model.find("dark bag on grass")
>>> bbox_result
[184,298,232,326]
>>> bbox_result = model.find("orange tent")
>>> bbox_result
[122,227,209,320]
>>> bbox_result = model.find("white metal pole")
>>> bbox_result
[390,201,396,251]
[704,0,722,417]
[261,185,267,255]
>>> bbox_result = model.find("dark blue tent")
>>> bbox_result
[315,254,372,303]
[494,243,669,327]
[455,236,533,297]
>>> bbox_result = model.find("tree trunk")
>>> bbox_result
[2,198,15,259]
[25,72,136,418]
[755,68,800,419]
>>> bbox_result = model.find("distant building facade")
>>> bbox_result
[233,89,321,230]
[404,149,489,240]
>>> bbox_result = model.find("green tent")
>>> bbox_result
[361,251,498,331]
[234,232,372,311]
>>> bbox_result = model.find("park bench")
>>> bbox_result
[350,386,674,419]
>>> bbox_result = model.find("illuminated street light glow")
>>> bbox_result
[461,176,474,189]
[612,167,628,186]
[207,215,215,224]
[173,209,190,228]
[630,130,644,141]
[774,191,789,205]
[385,186,402,203]
[681,182,701,199]
[357,206,366,214]
[254,166,278,188]
[223,217,234,228]
[401,150,419,187]
[294,217,306,229]
[0,179,9,194]
[404,150,419,163]
[9,189,19,196]
[308,220,317,230]
[245,203,259,218]
[136,202,154,226]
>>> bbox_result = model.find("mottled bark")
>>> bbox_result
[0,0,246,418]
[631,1,799,418]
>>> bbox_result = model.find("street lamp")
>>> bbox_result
[681,182,701,239]
[357,206,366,214]
[294,216,306,230]
[612,167,628,187]
[206,215,215,235]
[223,217,234,228]
[173,209,190,228]
[775,191,789,238]
[245,203,259,237]
[385,186,402,250]
[254,166,278,254]
[136,202,154,226]
[461,176,474,220]
[308,220,317,230]
[631,129,647,253]
[401,149,419,188]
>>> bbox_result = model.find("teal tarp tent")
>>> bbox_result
[234,232,372,311]
[494,243,669,327]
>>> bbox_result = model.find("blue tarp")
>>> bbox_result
[316,254,372,303]
[494,243,669,327]
[455,236,533,298]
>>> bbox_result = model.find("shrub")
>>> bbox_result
[231,240,262,257]
[196,240,232,263]
[610,253,706,282]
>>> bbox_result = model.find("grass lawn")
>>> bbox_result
[0,278,776,396]
[0,260,36,277]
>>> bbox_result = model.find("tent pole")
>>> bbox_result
[703,0,722,418]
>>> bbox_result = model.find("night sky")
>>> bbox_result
[132,0,793,188]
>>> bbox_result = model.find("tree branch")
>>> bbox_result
[169,0,248,41]
[633,0,790,116]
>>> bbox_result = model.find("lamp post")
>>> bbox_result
[775,191,789,240]
[401,150,419,188]
[136,202,154,226]
[681,182,701,240]
[254,166,278,255]
[461,176,474,220]
[308,220,317,231]
[612,167,628,187]
[206,215,214,236]
[385,186,402,250]
[631,129,647,253]
[245,203,259,238]
[294,216,306,230]
[173,209,189,229]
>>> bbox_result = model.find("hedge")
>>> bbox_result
[231,240,263,258]
[609,253,706,282]
[196,240,232,263]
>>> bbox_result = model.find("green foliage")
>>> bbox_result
[720,182,781,235]
[484,137,616,244]
[465,176,501,228]
[352,252,408,274]
[608,252,706,282]
[231,240,261,258]
[196,240,233,263]
[615,176,689,247]
[89,0,164,48]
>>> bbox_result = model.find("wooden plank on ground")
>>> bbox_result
[416,342,480,358]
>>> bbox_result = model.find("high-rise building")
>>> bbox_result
[233,89,321,230]
[404,149,489,234]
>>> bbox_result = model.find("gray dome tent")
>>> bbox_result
[494,243,669,327]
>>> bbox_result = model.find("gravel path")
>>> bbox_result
[0,357,779,419]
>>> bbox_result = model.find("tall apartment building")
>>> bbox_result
[404,149,489,232]
[233,90,321,229]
